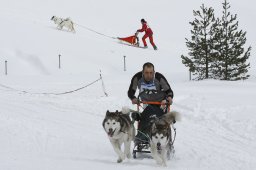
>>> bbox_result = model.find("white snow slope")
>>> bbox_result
[0,0,256,169]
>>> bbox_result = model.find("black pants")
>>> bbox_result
[138,105,165,136]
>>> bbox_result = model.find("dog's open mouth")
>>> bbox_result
[108,129,116,137]
[157,143,162,151]
[157,145,162,151]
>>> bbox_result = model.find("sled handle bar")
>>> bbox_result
[136,101,171,113]
[138,101,171,106]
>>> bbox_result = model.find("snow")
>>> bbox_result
[0,0,256,169]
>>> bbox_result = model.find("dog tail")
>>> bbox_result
[121,106,132,114]
[121,106,139,115]
[165,111,181,124]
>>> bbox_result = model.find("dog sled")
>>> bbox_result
[117,32,144,48]
[131,90,177,160]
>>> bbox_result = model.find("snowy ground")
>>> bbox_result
[1,0,256,169]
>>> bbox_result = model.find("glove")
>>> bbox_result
[131,112,140,121]
[132,98,139,104]
[167,97,173,105]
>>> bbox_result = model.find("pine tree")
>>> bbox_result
[214,0,251,80]
[181,4,218,80]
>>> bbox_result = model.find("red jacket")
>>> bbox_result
[137,22,153,35]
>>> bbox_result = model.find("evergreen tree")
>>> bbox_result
[181,4,218,80]
[213,0,251,80]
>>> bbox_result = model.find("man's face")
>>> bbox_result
[143,66,154,82]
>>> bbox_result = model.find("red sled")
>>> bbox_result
[118,32,140,47]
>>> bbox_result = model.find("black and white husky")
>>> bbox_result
[51,16,75,32]
[102,110,135,163]
[150,111,180,166]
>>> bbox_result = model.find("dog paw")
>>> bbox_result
[155,158,163,165]
[156,160,162,165]
[157,161,167,167]
[117,158,123,163]
[117,153,125,163]
[126,153,132,159]
[121,153,126,160]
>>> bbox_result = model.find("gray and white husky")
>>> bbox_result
[102,110,135,163]
[51,16,75,32]
[150,111,180,166]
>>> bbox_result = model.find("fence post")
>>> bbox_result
[189,70,191,81]
[123,55,126,71]
[5,60,7,75]
[59,54,61,69]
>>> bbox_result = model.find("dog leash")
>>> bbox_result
[135,130,151,142]
[74,23,116,40]
[170,124,177,146]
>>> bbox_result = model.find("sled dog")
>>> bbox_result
[150,111,180,166]
[51,16,75,32]
[102,110,135,163]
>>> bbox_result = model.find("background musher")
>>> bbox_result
[127,62,174,143]
[136,19,158,50]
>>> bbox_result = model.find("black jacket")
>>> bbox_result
[127,71,174,100]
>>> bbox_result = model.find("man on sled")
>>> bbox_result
[127,62,174,144]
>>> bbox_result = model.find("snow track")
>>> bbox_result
[1,78,256,169]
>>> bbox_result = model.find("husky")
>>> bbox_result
[51,16,75,32]
[102,110,135,163]
[150,111,180,166]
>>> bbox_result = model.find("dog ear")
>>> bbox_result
[115,110,121,115]
[106,110,110,116]
[102,118,106,128]
[151,123,157,134]
[162,120,170,129]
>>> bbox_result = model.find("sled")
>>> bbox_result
[117,32,141,47]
